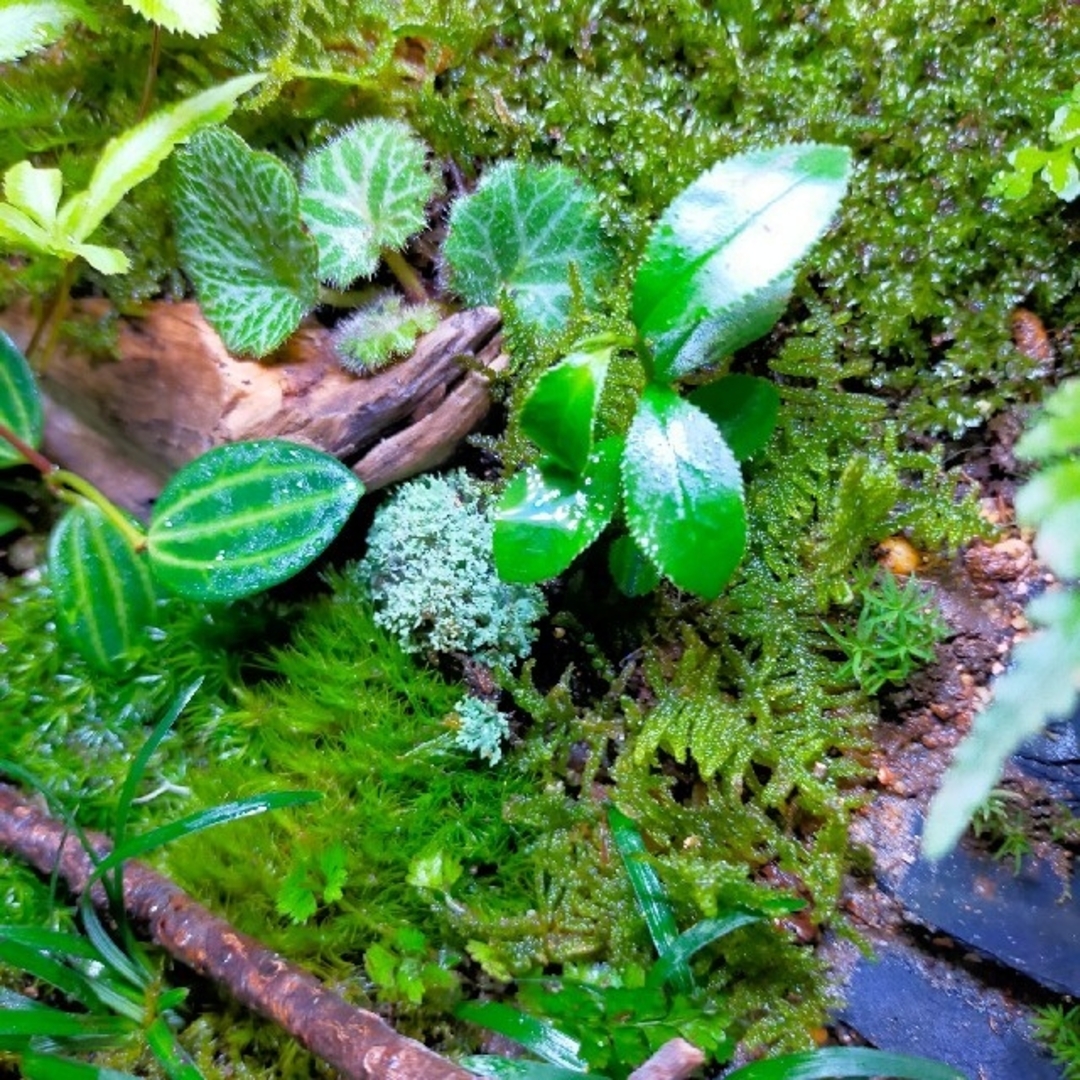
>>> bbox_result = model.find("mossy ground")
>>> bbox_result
[3,0,1079,1075]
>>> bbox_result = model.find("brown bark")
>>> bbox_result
[627,1038,706,1080]
[0,301,504,518]
[0,782,475,1080]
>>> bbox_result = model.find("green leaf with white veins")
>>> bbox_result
[58,73,264,245]
[443,162,611,330]
[301,119,438,288]
[120,0,219,36]
[622,385,746,599]
[173,126,319,357]
[147,439,362,602]
[633,143,851,381]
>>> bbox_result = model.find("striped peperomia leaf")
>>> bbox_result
[47,498,157,672]
[147,439,363,602]
[173,126,319,357]
[300,119,438,288]
[0,331,43,467]
[443,162,611,331]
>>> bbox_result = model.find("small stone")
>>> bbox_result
[1010,614,1028,631]
[930,702,954,720]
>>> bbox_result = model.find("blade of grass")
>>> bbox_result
[456,1002,589,1072]
[461,1056,595,1080]
[606,805,690,992]
[78,900,151,993]
[0,939,106,1013]
[646,911,763,989]
[21,1050,144,1080]
[723,1047,967,1080]
[145,1015,205,1080]
[0,1008,135,1039]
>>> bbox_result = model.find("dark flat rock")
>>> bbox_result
[836,939,1061,1080]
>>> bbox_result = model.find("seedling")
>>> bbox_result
[446,145,852,600]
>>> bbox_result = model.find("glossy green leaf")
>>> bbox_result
[0,504,24,537]
[724,1047,965,1080]
[520,347,612,475]
[607,804,689,992]
[632,144,851,381]
[494,437,622,583]
[622,385,746,599]
[58,75,262,245]
[300,119,438,288]
[689,374,781,461]
[0,1,91,63]
[120,0,218,35]
[608,533,661,597]
[456,1002,589,1072]
[21,1054,142,1080]
[0,1008,134,1039]
[923,589,1080,859]
[147,440,362,601]
[145,1016,205,1080]
[47,498,156,672]
[462,1057,591,1080]
[173,126,319,357]
[0,330,43,467]
[443,161,611,330]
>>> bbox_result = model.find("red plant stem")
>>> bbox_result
[0,421,56,477]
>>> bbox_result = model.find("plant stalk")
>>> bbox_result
[0,421,55,476]
[48,469,149,549]
[137,24,162,122]
[382,248,429,305]
[26,261,76,368]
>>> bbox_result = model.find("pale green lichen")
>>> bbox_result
[452,695,511,763]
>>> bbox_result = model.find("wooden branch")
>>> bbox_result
[627,1038,706,1080]
[0,301,504,518]
[0,783,475,1080]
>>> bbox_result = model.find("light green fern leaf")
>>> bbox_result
[300,119,437,288]
[443,161,611,330]
[173,126,318,357]
[120,0,218,35]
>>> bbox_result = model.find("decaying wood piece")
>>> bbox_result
[0,301,504,518]
[627,1038,706,1080]
[0,782,475,1080]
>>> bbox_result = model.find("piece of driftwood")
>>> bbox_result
[0,301,504,518]
[0,782,475,1080]
[627,1038,706,1080]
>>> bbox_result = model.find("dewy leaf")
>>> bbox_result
[632,143,852,381]
[923,590,1080,859]
[494,437,622,583]
[688,373,781,461]
[58,73,264,244]
[520,346,612,475]
[173,126,319,357]
[0,1,90,63]
[3,160,62,229]
[443,161,611,330]
[724,1046,966,1080]
[0,331,44,467]
[147,439,363,602]
[120,0,219,36]
[622,385,746,599]
[47,498,156,672]
[300,119,438,288]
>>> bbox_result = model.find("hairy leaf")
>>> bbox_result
[0,1,91,63]
[301,119,437,287]
[622,385,745,599]
[120,0,219,36]
[443,161,611,330]
[331,293,438,374]
[147,439,362,601]
[494,437,622,583]
[47,499,156,672]
[173,126,319,357]
[59,74,263,244]
[0,331,43,467]
[633,144,851,381]
[520,346,612,475]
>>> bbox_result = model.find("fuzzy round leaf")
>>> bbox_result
[622,385,746,599]
[443,161,611,330]
[48,498,156,672]
[632,143,851,381]
[520,346,612,475]
[494,437,622,583]
[300,119,438,288]
[0,331,43,467]
[147,440,363,602]
[688,373,780,461]
[173,126,318,357]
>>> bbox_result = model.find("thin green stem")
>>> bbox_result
[317,283,381,308]
[137,25,162,122]
[26,261,76,367]
[48,470,148,550]
[382,248,429,305]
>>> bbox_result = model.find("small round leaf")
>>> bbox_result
[48,498,156,671]
[147,440,363,601]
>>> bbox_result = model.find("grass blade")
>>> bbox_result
[456,1002,589,1072]
[0,939,104,1013]
[462,1056,594,1080]
[21,1051,143,1080]
[0,1008,135,1039]
[646,911,763,989]
[146,1016,205,1080]
[723,1047,967,1080]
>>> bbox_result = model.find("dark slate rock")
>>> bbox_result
[1015,719,1080,812]
[836,939,1061,1080]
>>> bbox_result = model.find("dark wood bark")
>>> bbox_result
[0,301,504,519]
[0,783,475,1080]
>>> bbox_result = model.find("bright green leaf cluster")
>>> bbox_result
[990,83,1080,201]
[493,144,848,600]
[275,843,348,925]
[924,377,1080,858]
